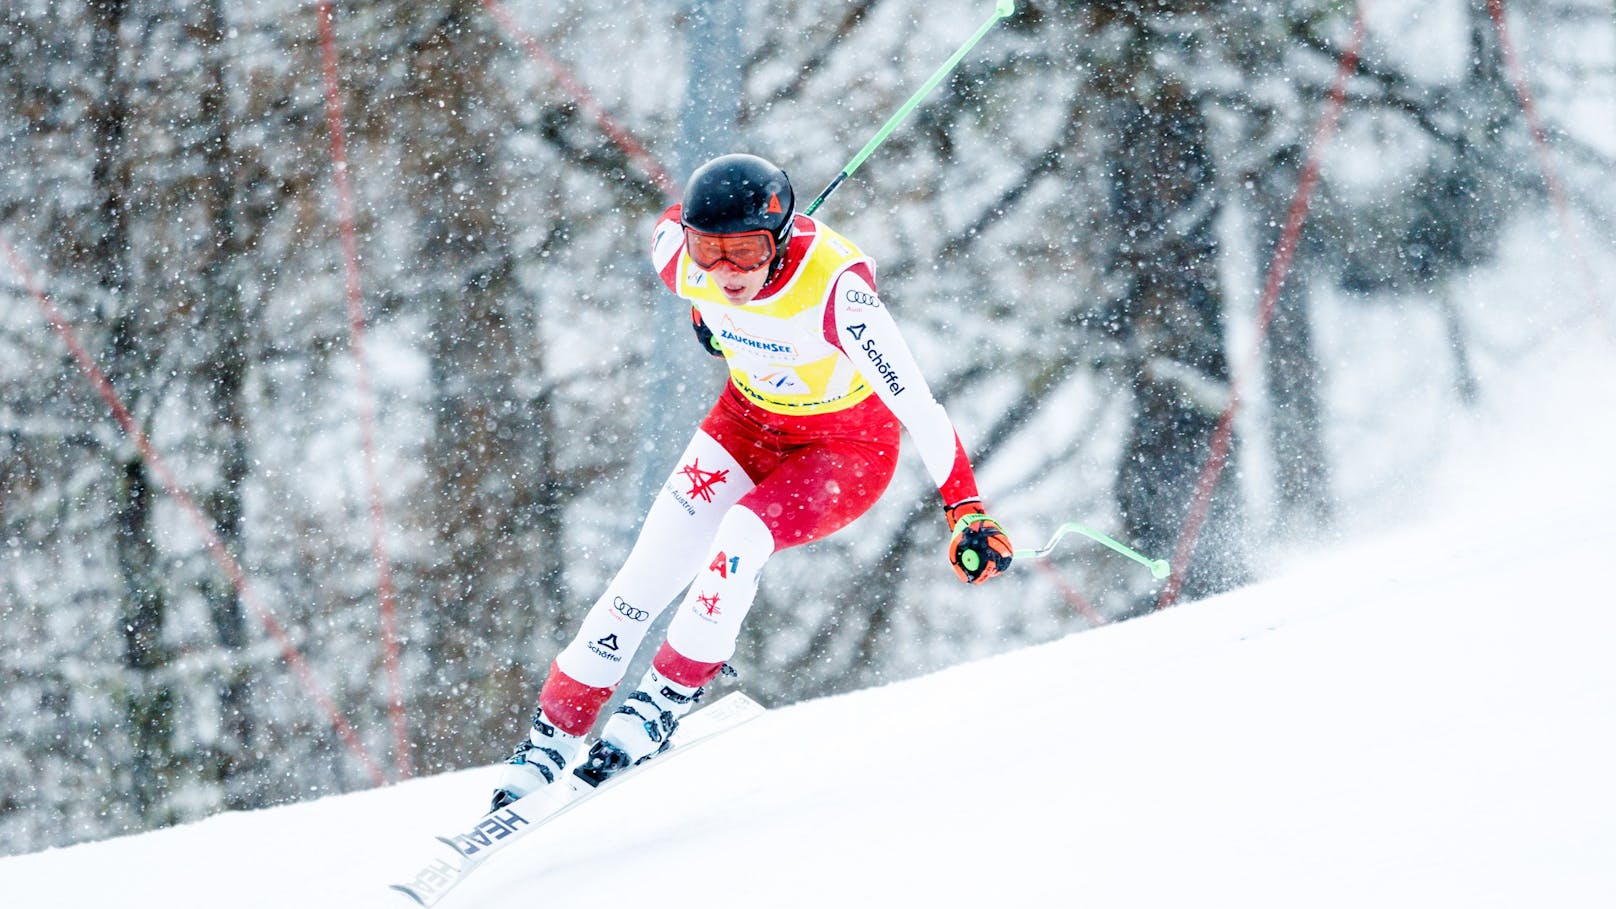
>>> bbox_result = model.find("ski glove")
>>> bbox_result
[691,308,725,357]
[945,501,1013,584]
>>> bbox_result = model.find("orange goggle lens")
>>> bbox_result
[683,228,776,272]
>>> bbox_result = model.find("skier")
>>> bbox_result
[491,153,1013,808]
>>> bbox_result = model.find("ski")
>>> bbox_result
[388,690,765,906]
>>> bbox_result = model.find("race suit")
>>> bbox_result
[538,205,985,734]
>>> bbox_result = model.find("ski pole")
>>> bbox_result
[803,0,1016,216]
[1015,522,1171,580]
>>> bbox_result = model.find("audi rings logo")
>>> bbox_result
[613,596,650,622]
[843,288,881,307]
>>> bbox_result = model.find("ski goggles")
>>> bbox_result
[683,227,777,272]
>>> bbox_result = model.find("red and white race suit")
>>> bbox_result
[538,206,986,734]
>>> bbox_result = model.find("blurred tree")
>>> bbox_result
[1100,76,1251,604]
[84,0,180,825]
[393,0,557,773]
[194,0,259,811]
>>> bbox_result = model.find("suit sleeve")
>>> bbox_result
[651,204,683,293]
[826,263,980,507]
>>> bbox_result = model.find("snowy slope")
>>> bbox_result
[2,352,1613,907]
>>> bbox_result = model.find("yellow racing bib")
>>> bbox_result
[677,222,875,416]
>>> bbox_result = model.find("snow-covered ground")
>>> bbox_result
[1,333,1612,906]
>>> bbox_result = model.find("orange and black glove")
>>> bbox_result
[945,501,1013,584]
[691,307,724,357]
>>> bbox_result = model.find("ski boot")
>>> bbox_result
[573,669,702,788]
[490,710,583,812]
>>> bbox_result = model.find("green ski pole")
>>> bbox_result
[803,0,1016,217]
[1015,522,1171,580]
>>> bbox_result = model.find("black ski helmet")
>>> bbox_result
[680,154,796,255]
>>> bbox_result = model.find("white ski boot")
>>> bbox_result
[572,669,701,787]
[490,711,583,811]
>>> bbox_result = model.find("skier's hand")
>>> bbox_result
[691,307,725,357]
[945,501,1013,584]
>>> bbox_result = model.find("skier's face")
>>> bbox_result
[708,260,770,304]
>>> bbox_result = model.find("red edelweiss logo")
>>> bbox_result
[681,459,729,503]
[696,592,722,617]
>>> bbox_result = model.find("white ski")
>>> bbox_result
[389,691,765,906]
